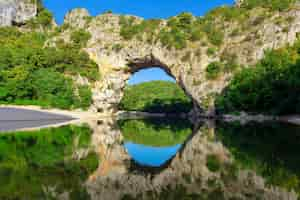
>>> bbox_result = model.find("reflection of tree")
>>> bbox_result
[217,122,300,194]
[87,120,297,200]
[0,125,99,199]
[118,118,193,147]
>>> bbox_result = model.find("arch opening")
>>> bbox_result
[119,62,194,114]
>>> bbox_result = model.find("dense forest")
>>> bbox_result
[216,39,300,115]
[119,81,193,113]
[0,6,98,109]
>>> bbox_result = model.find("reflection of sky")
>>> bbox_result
[128,68,175,85]
[124,142,182,167]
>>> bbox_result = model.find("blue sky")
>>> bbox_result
[128,68,175,85]
[43,0,235,84]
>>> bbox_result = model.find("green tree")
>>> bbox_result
[119,81,193,113]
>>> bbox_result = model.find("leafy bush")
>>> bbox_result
[119,81,193,113]
[27,9,53,28]
[206,155,221,172]
[241,0,296,11]
[70,29,91,48]
[117,0,297,49]
[0,27,97,109]
[119,17,161,41]
[31,69,75,109]
[75,85,93,109]
[206,62,224,79]
[207,47,217,56]
[216,39,300,114]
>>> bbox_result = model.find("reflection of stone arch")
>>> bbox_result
[86,119,297,200]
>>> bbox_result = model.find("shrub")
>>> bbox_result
[27,9,53,28]
[206,155,221,172]
[70,29,91,47]
[207,47,217,56]
[216,40,300,115]
[206,62,224,79]
[208,30,224,46]
[241,0,296,11]
[0,27,98,109]
[36,9,53,26]
[119,81,193,113]
[75,85,93,109]
[32,69,75,109]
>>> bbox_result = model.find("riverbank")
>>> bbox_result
[2,105,300,132]
[221,112,277,125]
[118,110,300,127]
[0,105,100,132]
[221,112,300,126]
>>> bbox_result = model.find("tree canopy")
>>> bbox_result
[0,27,97,109]
[119,81,193,113]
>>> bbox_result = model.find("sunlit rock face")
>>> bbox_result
[64,8,91,29]
[0,0,37,26]
[56,6,300,116]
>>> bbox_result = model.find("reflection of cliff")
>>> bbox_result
[86,119,297,200]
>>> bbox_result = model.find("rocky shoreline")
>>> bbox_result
[117,110,300,126]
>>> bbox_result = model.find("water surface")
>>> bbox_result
[1,118,300,200]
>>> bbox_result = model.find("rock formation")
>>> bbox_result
[235,0,244,7]
[0,0,37,26]
[56,4,300,115]
[3,1,300,117]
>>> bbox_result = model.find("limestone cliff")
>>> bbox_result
[58,3,300,115]
[4,0,300,116]
[0,0,37,26]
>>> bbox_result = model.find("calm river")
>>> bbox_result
[0,116,299,200]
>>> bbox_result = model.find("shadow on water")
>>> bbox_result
[216,121,300,195]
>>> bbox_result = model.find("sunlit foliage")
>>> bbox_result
[119,81,193,113]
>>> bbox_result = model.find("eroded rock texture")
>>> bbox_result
[0,0,37,26]
[57,6,300,115]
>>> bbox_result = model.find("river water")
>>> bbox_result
[0,117,299,200]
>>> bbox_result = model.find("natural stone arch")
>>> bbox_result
[89,50,204,116]
[61,6,300,116]
[125,55,201,113]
